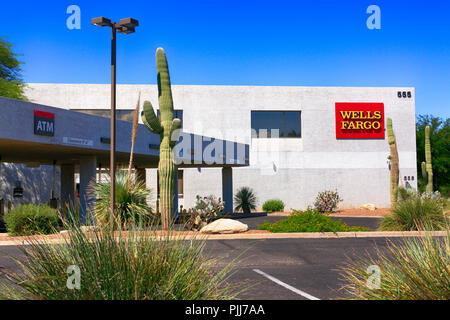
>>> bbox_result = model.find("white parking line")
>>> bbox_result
[253,269,320,300]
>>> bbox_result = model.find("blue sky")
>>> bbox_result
[2,0,449,117]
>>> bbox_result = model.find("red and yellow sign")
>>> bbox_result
[335,102,384,139]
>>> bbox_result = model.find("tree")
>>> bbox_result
[0,37,27,100]
[416,115,450,195]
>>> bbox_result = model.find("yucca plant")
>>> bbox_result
[234,187,257,214]
[338,228,450,300]
[379,195,447,231]
[0,209,245,300]
[90,170,153,228]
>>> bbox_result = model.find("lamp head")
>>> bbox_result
[91,17,112,27]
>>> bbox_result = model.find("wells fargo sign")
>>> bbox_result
[335,102,384,139]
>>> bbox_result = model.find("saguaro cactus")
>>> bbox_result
[421,125,433,192]
[141,48,181,230]
[387,118,399,207]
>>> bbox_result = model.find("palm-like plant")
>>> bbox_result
[90,170,153,228]
[234,187,257,214]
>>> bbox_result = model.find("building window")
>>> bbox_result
[73,109,136,122]
[251,111,301,138]
[157,169,184,198]
[157,109,183,127]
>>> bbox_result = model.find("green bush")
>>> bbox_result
[4,204,59,236]
[338,229,450,300]
[379,195,447,231]
[91,170,153,228]
[258,209,370,233]
[0,211,244,300]
[262,199,285,212]
[234,187,257,214]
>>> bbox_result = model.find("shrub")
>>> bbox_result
[262,199,285,212]
[4,204,59,236]
[338,229,450,300]
[183,195,225,231]
[379,195,447,231]
[0,210,243,300]
[313,190,343,213]
[91,170,153,228]
[234,187,257,214]
[258,209,370,233]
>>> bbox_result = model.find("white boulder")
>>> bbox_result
[360,203,377,211]
[200,219,249,234]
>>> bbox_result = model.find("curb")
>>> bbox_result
[0,230,447,246]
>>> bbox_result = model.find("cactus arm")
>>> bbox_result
[387,118,395,145]
[421,161,427,180]
[169,118,182,146]
[142,100,162,134]
[386,118,400,207]
[424,125,433,192]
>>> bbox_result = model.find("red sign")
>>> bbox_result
[34,110,55,119]
[34,110,55,136]
[335,102,384,139]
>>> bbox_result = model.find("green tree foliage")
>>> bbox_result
[0,37,27,100]
[416,115,450,195]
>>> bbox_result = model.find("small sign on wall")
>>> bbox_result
[335,102,385,139]
[34,110,55,136]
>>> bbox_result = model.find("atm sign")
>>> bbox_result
[34,110,55,136]
[335,102,384,139]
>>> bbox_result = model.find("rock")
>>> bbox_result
[200,219,249,234]
[360,203,377,211]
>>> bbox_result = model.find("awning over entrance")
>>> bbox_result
[0,97,249,168]
[0,97,249,215]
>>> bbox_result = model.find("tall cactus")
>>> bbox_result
[387,118,399,207]
[421,125,433,192]
[141,48,181,230]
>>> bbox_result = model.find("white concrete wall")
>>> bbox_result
[0,163,59,205]
[25,84,417,210]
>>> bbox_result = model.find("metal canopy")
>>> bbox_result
[0,97,249,168]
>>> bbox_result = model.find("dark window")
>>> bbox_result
[251,111,301,138]
[157,109,183,127]
[73,109,136,122]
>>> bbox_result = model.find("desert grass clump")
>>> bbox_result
[379,195,447,231]
[91,170,153,228]
[0,211,243,300]
[338,228,450,300]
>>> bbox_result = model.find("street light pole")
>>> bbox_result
[92,17,139,224]
[110,25,117,222]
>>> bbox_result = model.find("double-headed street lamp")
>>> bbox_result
[91,17,139,220]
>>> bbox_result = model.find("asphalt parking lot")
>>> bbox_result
[0,236,398,300]
[204,237,395,300]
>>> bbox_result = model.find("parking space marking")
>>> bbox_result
[253,269,320,300]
